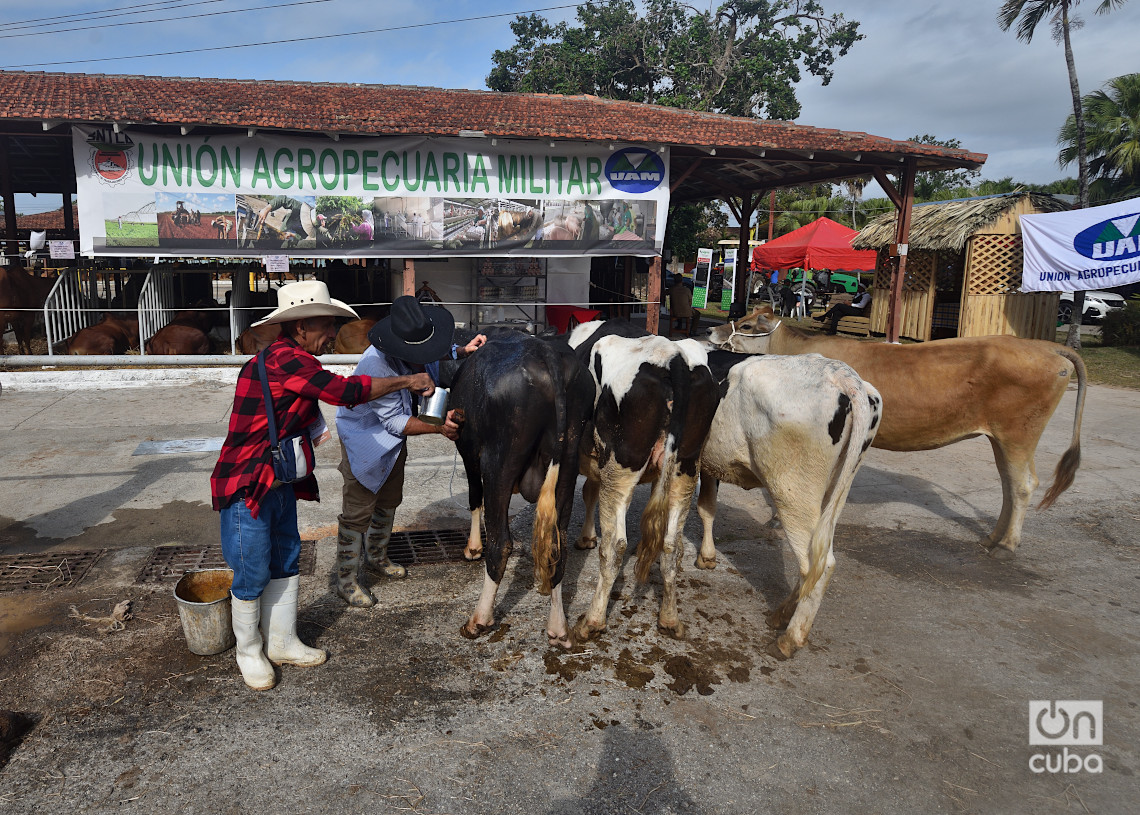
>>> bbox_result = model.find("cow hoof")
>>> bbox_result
[460,620,493,640]
[657,620,686,640]
[575,537,597,550]
[463,545,483,561]
[695,554,717,570]
[987,544,1017,561]
[547,630,575,650]
[571,615,604,643]
[767,636,796,661]
[765,607,794,632]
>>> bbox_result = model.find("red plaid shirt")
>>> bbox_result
[210,335,372,517]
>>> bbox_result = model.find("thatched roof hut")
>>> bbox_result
[853,192,1070,252]
[853,192,1068,342]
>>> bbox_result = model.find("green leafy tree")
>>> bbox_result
[488,0,862,120]
[1059,73,1140,201]
[998,0,1131,349]
[908,135,980,201]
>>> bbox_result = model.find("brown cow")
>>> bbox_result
[707,307,1087,558]
[145,310,211,355]
[234,323,281,354]
[333,319,376,354]
[0,266,54,354]
[67,313,139,355]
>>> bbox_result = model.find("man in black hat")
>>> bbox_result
[333,296,486,607]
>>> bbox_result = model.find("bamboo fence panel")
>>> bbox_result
[960,234,1058,339]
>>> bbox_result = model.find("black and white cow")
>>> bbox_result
[567,321,720,641]
[696,350,882,658]
[450,331,595,647]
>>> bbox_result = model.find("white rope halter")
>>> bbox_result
[726,317,782,340]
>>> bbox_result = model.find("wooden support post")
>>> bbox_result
[886,159,917,343]
[402,258,415,297]
[622,257,633,320]
[647,255,662,335]
[0,136,18,260]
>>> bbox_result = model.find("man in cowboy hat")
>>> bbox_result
[210,280,436,691]
[334,295,486,607]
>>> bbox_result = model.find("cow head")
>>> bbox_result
[706,307,781,353]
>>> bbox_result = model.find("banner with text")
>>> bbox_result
[74,126,669,259]
[1021,196,1140,291]
[692,247,713,309]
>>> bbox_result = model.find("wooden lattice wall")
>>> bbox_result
[960,234,1059,340]
[869,248,938,340]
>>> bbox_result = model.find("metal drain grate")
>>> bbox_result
[387,528,471,566]
[0,550,105,592]
[134,542,316,584]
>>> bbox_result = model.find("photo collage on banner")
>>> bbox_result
[74,127,669,259]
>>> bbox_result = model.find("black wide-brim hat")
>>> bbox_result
[368,295,454,364]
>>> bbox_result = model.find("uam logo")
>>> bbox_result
[86,129,135,186]
[1074,211,1140,261]
[605,148,665,194]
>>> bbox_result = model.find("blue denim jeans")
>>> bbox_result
[220,485,301,600]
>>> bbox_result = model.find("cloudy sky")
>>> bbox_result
[3,0,1136,212]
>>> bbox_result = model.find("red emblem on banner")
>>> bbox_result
[94,150,128,182]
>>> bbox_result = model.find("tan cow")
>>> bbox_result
[707,307,1086,558]
[333,319,376,354]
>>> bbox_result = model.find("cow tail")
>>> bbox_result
[531,463,561,596]
[532,355,568,595]
[1039,347,1086,510]
[635,354,690,584]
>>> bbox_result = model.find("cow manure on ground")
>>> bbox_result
[663,655,719,696]
[487,623,511,643]
[615,647,654,689]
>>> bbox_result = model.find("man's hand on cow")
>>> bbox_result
[439,410,462,441]
[460,334,487,357]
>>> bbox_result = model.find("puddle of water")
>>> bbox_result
[0,595,55,657]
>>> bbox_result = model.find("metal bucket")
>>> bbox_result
[174,569,237,656]
[420,386,450,425]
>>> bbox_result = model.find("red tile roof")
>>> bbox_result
[0,70,986,168]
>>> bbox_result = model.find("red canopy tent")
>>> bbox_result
[750,217,877,272]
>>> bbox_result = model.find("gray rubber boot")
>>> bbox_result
[336,526,376,608]
[363,507,407,578]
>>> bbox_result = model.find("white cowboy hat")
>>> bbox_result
[252,280,359,327]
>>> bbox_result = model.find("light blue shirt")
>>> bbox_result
[335,346,440,493]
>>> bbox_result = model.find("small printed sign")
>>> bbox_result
[264,255,289,275]
[49,240,75,259]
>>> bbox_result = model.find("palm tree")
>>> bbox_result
[998,0,1130,349]
[842,178,868,228]
[1059,73,1140,201]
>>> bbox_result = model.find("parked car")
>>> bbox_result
[1058,289,1126,323]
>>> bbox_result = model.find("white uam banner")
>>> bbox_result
[1021,195,1140,292]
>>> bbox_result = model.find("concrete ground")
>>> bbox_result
[0,367,1136,814]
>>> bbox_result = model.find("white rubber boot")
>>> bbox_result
[364,507,407,578]
[259,576,328,667]
[230,594,276,691]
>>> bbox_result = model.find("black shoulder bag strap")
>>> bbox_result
[256,350,284,460]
